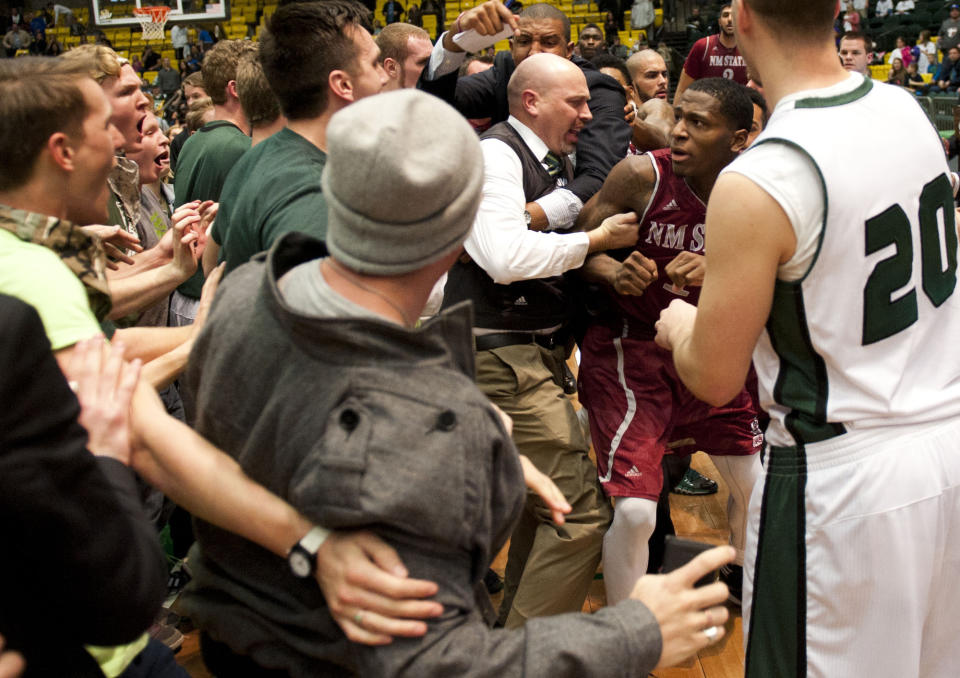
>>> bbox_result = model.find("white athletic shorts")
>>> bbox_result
[743,418,960,677]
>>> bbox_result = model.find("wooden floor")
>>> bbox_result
[174,451,743,677]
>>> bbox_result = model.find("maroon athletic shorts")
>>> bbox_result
[579,321,762,500]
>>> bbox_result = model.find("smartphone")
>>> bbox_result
[661,536,718,587]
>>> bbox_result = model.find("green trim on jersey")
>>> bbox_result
[767,284,847,445]
[794,76,873,109]
[745,444,808,678]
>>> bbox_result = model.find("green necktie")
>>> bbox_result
[543,151,564,178]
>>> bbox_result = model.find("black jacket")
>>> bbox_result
[0,295,167,677]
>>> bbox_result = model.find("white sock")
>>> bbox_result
[602,496,658,604]
[709,454,762,566]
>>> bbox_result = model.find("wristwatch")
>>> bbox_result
[287,526,331,579]
[523,209,532,227]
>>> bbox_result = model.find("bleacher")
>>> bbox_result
[45,1,280,63]
[398,0,666,48]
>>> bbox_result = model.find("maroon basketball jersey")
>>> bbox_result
[613,149,706,334]
[682,34,748,84]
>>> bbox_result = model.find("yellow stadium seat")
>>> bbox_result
[870,64,891,81]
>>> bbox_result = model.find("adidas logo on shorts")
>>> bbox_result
[625,465,642,478]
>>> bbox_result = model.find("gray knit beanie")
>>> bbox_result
[323,89,484,275]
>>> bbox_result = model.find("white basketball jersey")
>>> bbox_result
[741,78,960,448]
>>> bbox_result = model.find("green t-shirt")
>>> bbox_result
[174,120,251,298]
[0,229,101,350]
[212,127,328,277]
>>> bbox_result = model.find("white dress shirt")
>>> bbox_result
[465,116,590,285]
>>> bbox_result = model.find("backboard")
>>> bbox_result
[90,0,231,27]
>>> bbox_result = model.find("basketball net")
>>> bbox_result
[132,6,171,41]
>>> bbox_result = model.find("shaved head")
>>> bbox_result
[626,49,664,77]
[507,53,591,155]
[508,52,586,109]
[626,49,669,101]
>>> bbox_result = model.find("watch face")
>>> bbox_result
[290,550,311,578]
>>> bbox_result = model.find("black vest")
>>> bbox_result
[443,122,575,332]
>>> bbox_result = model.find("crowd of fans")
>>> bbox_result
[1,0,960,677]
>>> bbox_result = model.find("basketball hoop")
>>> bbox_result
[132,6,171,41]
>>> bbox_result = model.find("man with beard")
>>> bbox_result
[575,78,763,607]
[674,3,748,102]
[625,49,675,152]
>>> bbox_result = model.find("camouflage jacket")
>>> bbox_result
[107,156,142,249]
[0,204,112,321]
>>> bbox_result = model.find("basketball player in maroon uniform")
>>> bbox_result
[675,3,748,103]
[576,78,763,606]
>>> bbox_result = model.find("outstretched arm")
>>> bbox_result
[105,203,207,319]
[348,536,734,677]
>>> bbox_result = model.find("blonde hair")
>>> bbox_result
[185,97,214,133]
[236,48,281,126]
[61,43,123,83]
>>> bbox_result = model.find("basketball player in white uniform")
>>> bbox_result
[654,0,960,676]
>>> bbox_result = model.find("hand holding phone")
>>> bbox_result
[661,536,720,587]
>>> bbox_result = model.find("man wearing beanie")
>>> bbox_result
[442,52,642,629]
[179,88,734,676]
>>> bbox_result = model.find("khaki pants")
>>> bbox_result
[475,342,612,628]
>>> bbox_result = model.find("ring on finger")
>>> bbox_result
[354,611,365,626]
[703,625,719,641]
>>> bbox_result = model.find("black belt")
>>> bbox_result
[474,332,560,352]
